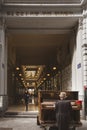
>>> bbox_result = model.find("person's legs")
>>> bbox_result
[26,103,28,111]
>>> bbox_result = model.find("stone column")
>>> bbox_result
[71,18,84,119]
[76,18,84,119]
[0,19,8,114]
[81,7,87,119]
[70,31,76,91]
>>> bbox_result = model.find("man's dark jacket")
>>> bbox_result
[55,100,72,130]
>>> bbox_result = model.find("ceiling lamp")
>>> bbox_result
[38,67,41,70]
[53,67,57,70]
[27,82,29,87]
[21,78,23,80]
[43,78,46,80]
[19,73,22,76]
[47,73,50,76]
[16,67,20,70]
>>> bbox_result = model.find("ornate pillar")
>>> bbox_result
[0,18,8,114]
[76,18,84,119]
[71,17,84,119]
[81,7,87,119]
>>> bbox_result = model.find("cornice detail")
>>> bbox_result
[2,10,82,18]
[83,8,87,18]
[79,18,83,30]
[2,0,85,6]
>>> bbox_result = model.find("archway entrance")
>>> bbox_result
[5,8,79,112]
[7,33,71,112]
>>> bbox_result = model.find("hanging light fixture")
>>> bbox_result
[16,67,20,70]
[53,67,57,70]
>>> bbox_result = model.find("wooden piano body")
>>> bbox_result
[37,90,82,127]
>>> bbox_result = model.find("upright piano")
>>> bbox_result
[37,90,82,128]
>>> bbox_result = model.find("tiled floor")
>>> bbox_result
[0,104,87,130]
[0,127,12,130]
[0,117,42,130]
[0,117,87,130]
[76,120,87,130]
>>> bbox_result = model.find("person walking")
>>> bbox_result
[55,92,73,130]
[24,90,30,111]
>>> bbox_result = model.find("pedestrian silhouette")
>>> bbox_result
[24,90,30,111]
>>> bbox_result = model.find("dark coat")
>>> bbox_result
[24,92,29,105]
[55,100,72,130]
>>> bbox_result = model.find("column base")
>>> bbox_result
[0,95,8,116]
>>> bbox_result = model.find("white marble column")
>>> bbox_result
[71,18,84,119]
[76,18,83,95]
[71,32,77,91]
[82,9,87,88]
[0,19,8,112]
[76,18,85,119]
[81,7,87,119]
[0,26,5,94]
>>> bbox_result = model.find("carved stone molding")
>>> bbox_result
[2,0,82,4]
[82,44,87,48]
[83,7,87,18]
[79,18,83,30]
[4,10,76,17]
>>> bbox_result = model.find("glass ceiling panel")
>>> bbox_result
[22,65,45,81]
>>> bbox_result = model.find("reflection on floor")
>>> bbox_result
[7,104,38,112]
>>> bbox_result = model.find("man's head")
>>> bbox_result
[59,92,67,100]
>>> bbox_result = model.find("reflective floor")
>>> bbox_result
[0,117,42,130]
[7,103,38,112]
[0,118,87,130]
[0,103,87,130]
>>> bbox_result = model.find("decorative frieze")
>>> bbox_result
[78,18,83,30]
[82,12,87,87]
[82,44,87,86]
[3,10,81,18]
[3,0,82,4]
